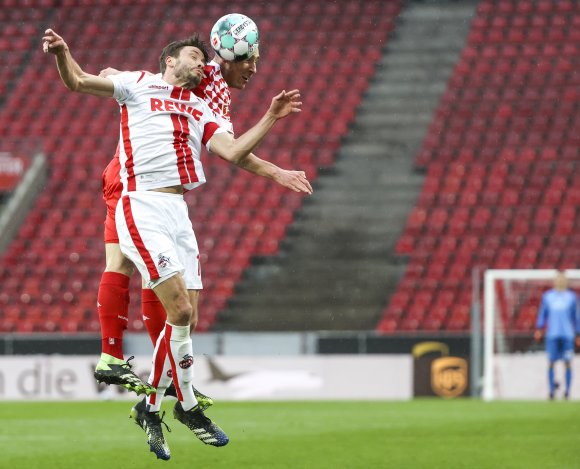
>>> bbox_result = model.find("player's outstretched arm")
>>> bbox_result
[42,29,114,97]
[209,89,301,164]
[236,153,313,194]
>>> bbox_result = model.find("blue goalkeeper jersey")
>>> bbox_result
[536,289,580,339]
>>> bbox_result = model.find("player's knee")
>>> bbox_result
[108,263,134,277]
[171,299,193,325]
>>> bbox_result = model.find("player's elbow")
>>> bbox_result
[69,73,93,93]
[230,140,254,165]
[219,146,245,165]
[232,152,251,168]
[230,153,247,166]
[61,76,82,93]
[75,77,92,93]
[211,135,248,165]
[64,81,80,92]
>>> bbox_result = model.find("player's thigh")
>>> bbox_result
[102,158,122,244]
[546,338,561,363]
[153,274,191,326]
[115,193,185,286]
[103,209,120,245]
[104,242,134,275]
[563,337,575,363]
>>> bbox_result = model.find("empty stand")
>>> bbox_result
[0,0,392,333]
[383,0,580,332]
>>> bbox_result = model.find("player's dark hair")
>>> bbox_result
[159,35,209,74]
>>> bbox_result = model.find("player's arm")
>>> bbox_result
[573,296,580,347]
[209,90,301,164]
[42,29,114,97]
[235,153,313,194]
[534,296,548,341]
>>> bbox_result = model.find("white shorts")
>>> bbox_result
[115,191,202,290]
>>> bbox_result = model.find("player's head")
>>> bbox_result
[210,14,260,90]
[215,52,259,90]
[159,35,209,89]
[554,271,568,291]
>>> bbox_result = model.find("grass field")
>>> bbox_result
[2,399,579,469]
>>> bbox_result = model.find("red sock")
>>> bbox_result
[97,271,130,359]
[142,288,167,345]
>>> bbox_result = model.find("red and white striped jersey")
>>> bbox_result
[194,60,233,134]
[109,71,228,193]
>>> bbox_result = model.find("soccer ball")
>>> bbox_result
[210,13,259,62]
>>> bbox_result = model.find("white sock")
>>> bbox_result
[165,322,197,411]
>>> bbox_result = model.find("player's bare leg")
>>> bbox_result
[141,279,213,409]
[150,274,197,405]
[144,276,228,446]
[564,361,572,400]
[548,362,557,400]
[94,243,155,395]
[128,274,192,461]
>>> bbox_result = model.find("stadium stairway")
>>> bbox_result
[215,1,477,331]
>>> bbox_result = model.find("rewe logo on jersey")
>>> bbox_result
[150,98,203,121]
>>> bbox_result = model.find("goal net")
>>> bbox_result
[482,269,580,401]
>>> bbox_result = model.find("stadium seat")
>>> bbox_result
[0,0,399,333]
[383,0,580,332]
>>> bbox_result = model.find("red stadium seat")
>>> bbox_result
[2,1,399,333]
[384,1,580,332]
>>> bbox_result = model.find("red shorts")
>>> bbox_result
[102,156,123,243]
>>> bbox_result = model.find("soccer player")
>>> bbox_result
[93,16,312,397]
[534,271,580,400]
[43,28,302,459]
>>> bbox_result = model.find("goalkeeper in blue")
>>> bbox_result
[535,271,580,400]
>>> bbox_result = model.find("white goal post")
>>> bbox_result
[482,269,580,401]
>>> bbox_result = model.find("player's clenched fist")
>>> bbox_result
[42,28,67,54]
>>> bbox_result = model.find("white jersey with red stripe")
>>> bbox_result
[194,60,234,134]
[109,71,228,193]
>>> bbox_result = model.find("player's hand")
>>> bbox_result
[534,329,543,342]
[267,90,302,119]
[99,67,121,78]
[272,169,313,194]
[42,29,67,55]
[575,336,580,348]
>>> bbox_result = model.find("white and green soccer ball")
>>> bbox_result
[210,13,259,62]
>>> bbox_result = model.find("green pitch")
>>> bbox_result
[2,400,579,468]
